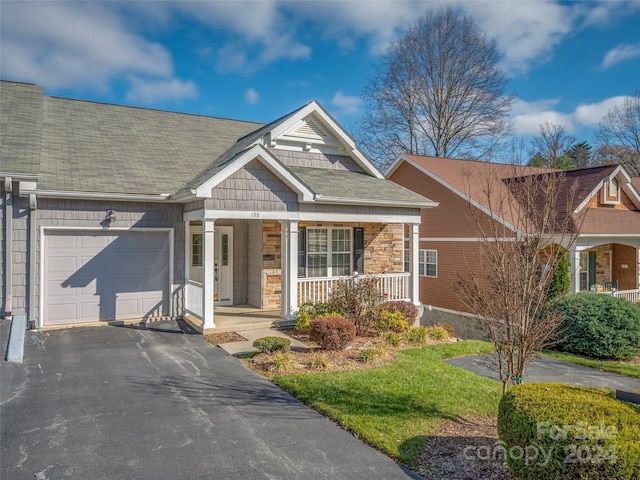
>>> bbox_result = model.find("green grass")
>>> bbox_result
[274,340,499,465]
[540,350,640,379]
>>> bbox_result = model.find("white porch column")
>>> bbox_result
[280,220,299,319]
[409,223,420,305]
[202,218,216,332]
[569,245,581,293]
[280,221,289,318]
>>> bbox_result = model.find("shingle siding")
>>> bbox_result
[272,149,363,172]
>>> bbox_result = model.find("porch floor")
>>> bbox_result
[195,305,290,334]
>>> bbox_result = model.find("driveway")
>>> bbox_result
[447,354,640,391]
[1,319,418,480]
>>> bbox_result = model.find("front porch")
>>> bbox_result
[183,218,420,334]
[570,241,640,303]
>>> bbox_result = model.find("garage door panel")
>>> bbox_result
[44,231,170,326]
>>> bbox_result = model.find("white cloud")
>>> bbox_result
[126,77,197,103]
[1,2,172,89]
[602,43,640,69]
[330,91,362,117]
[512,96,631,136]
[245,88,259,105]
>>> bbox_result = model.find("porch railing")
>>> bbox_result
[185,280,204,318]
[297,272,410,305]
[613,289,640,303]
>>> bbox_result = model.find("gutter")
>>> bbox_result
[3,177,13,317]
[23,190,170,202]
[313,195,439,209]
[28,193,37,329]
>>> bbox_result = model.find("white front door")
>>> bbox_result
[214,226,233,305]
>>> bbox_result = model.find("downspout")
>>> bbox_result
[3,177,13,318]
[28,193,37,329]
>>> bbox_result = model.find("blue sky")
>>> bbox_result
[1,1,639,147]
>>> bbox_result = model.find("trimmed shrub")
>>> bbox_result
[380,300,419,326]
[295,302,340,332]
[552,292,640,360]
[329,277,384,335]
[253,336,291,353]
[310,316,357,350]
[498,383,640,480]
[375,310,410,333]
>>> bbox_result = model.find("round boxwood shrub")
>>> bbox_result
[309,316,356,350]
[252,336,291,353]
[552,292,640,360]
[498,383,640,480]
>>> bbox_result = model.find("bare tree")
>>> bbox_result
[357,6,513,169]
[596,90,640,176]
[456,165,583,393]
[528,122,576,169]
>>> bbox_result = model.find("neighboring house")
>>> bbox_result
[1,80,437,333]
[387,154,640,338]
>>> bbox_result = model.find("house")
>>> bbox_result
[1,80,437,333]
[387,154,640,338]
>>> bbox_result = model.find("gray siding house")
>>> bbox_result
[1,80,437,333]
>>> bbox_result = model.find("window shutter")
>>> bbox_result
[298,227,306,277]
[353,227,364,274]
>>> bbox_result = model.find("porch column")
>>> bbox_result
[280,220,299,319]
[569,245,581,293]
[202,218,216,331]
[409,223,420,305]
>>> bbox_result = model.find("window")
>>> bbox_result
[191,233,203,267]
[404,249,410,273]
[302,227,352,278]
[602,177,620,204]
[419,249,437,277]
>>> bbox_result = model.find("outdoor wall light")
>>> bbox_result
[106,210,117,225]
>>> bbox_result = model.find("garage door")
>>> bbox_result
[44,230,170,326]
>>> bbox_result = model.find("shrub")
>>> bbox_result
[552,292,640,360]
[380,301,419,326]
[404,326,428,344]
[545,250,570,302]
[310,316,357,350]
[270,352,298,374]
[329,277,384,335]
[253,336,291,353]
[295,302,340,332]
[383,331,402,347]
[310,353,330,371]
[427,325,449,341]
[498,383,640,480]
[437,323,456,338]
[375,310,410,333]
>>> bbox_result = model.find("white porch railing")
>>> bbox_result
[297,272,410,305]
[613,289,640,303]
[185,280,204,318]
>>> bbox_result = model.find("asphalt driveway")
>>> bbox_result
[1,319,418,480]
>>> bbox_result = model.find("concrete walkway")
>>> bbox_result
[447,354,640,392]
[217,328,310,356]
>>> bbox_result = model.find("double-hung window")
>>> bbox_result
[191,233,203,267]
[301,227,353,278]
[419,249,437,277]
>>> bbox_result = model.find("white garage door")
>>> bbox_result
[44,230,170,326]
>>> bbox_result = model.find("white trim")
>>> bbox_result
[268,101,384,179]
[183,209,205,221]
[0,172,41,180]
[418,237,518,242]
[24,190,170,202]
[201,209,422,224]
[194,144,314,201]
[314,195,437,209]
[601,177,621,205]
[418,249,438,278]
[427,305,479,319]
[39,226,174,329]
[388,155,522,235]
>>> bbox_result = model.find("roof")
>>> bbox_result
[580,208,640,235]
[392,154,639,234]
[1,80,435,210]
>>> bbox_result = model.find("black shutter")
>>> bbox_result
[298,227,306,277]
[353,227,364,274]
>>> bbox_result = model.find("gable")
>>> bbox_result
[207,159,299,212]
[587,185,638,210]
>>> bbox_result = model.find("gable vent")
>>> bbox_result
[294,120,326,139]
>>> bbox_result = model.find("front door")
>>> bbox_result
[214,226,233,306]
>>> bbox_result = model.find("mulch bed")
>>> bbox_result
[206,331,247,345]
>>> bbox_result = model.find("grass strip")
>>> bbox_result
[274,340,500,464]
[540,350,640,379]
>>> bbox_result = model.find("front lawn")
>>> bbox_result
[274,340,500,465]
[540,349,640,379]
